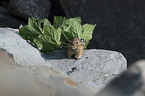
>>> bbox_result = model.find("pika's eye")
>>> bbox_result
[80,39,85,42]
[76,42,79,44]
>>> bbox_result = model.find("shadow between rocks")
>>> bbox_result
[40,49,68,61]
[97,64,144,96]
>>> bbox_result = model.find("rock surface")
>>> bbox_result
[48,0,66,22]
[0,28,94,96]
[44,49,127,92]
[0,28,127,93]
[0,6,26,28]
[96,60,145,96]
[8,0,51,19]
[59,0,145,65]
[0,53,94,96]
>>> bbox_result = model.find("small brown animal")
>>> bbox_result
[67,36,84,59]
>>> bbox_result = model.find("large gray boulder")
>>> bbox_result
[59,0,145,65]
[8,0,51,19]
[96,60,145,96]
[0,54,94,96]
[0,28,94,96]
[44,49,127,93]
[0,6,26,28]
[0,28,127,93]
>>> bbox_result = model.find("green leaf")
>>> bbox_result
[69,17,81,24]
[28,17,51,26]
[53,16,67,28]
[43,25,61,46]
[33,38,43,49]
[68,18,82,38]
[19,25,40,40]
[28,17,51,33]
[19,16,96,53]
[42,42,56,52]
[19,17,55,53]
[60,18,82,43]
[81,24,96,48]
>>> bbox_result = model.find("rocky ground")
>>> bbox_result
[1,0,145,65]
[0,28,127,94]
[0,28,145,96]
[0,0,145,96]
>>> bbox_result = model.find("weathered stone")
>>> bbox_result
[0,0,10,8]
[0,62,94,96]
[0,6,26,28]
[96,60,145,96]
[48,0,66,22]
[59,0,145,65]
[44,49,127,93]
[0,28,127,93]
[8,0,51,19]
[0,28,94,96]
[0,28,51,67]
[0,28,67,78]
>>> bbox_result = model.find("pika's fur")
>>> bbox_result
[67,36,84,59]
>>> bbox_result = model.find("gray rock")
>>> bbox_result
[0,28,127,93]
[0,28,94,96]
[0,63,94,96]
[0,28,51,67]
[0,28,66,78]
[96,60,145,96]
[59,0,145,65]
[8,0,51,19]
[0,6,26,28]
[44,49,127,93]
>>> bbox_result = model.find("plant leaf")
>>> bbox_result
[60,18,82,43]
[69,17,81,24]
[19,17,54,52]
[67,18,82,38]
[19,25,40,40]
[81,24,96,48]
[28,17,51,33]
[53,16,67,28]
[43,25,61,46]
[19,17,96,53]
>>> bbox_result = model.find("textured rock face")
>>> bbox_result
[96,60,145,96]
[0,28,127,93]
[0,57,93,96]
[59,0,145,64]
[0,6,26,28]
[0,28,51,67]
[44,49,127,93]
[48,0,66,22]
[8,0,51,19]
[0,28,94,96]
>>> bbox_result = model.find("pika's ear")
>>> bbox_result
[73,35,79,41]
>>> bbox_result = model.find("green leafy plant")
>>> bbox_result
[19,16,96,53]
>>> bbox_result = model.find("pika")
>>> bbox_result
[67,36,84,59]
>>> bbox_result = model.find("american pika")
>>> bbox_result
[67,36,84,59]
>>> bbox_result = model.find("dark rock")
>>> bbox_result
[49,0,66,23]
[96,60,145,96]
[59,0,145,65]
[0,6,26,28]
[8,0,51,19]
[0,0,10,8]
